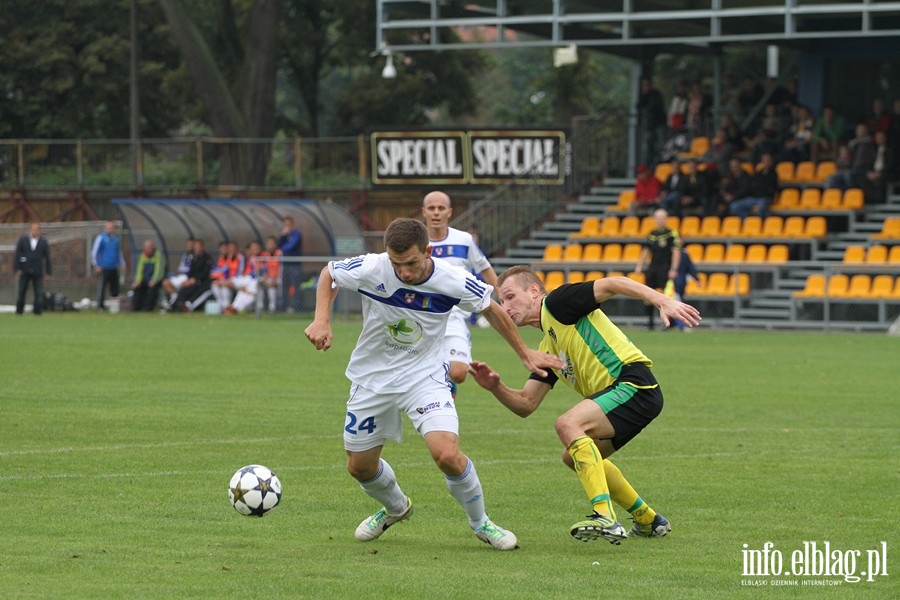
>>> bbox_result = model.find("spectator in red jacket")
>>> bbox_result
[632,165,661,216]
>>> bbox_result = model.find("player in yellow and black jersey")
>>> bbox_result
[469,266,700,544]
[636,208,681,330]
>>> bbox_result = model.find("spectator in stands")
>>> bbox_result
[14,222,51,316]
[636,77,667,167]
[635,208,681,331]
[825,144,854,190]
[259,235,282,314]
[865,130,894,204]
[730,153,778,219]
[658,159,683,211]
[632,165,661,215]
[811,104,846,163]
[715,158,752,217]
[668,80,688,130]
[278,215,303,312]
[700,127,735,177]
[781,104,815,163]
[748,104,787,164]
[92,220,125,311]
[719,113,746,153]
[224,241,262,315]
[848,123,876,189]
[890,98,900,177]
[685,81,711,136]
[737,76,764,120]
[210,240,245,309]
[131,240,165,311]
[171,238,214,312]
[865,98,892,135]
[161,237,194,310]
[663,158,708,217]
[721,73,741,118]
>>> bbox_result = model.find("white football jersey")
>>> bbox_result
[430,226,492,325]
[328,253,493,393]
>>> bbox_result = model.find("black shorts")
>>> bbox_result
[588,362,663,450]
[644,266,669,291]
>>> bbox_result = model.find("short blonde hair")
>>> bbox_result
[497,265,546,294]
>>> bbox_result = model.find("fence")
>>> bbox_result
[0,136,364,192]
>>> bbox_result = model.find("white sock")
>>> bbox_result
[358,459,408,515]
[268,287,277,311]
[445,458,487,528]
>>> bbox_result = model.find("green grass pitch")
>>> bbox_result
[1,313,897,598]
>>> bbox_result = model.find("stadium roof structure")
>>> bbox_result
[376,1,900,58]
[112,198,365,269]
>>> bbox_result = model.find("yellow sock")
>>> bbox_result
[603,459,657,525]
[567,436,615,520]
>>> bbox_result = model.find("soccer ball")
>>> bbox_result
[228,464,282,517]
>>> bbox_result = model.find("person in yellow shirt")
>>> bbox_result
[469,266,701,544]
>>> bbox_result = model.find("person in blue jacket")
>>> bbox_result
[92,221,126,310]
[277,215,303,312]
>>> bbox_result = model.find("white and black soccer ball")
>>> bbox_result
[228,464,282,517]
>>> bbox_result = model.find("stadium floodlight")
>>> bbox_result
[382,52,397,79]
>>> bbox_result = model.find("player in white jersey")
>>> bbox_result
[304,218,562,551]
[422,191,498,397]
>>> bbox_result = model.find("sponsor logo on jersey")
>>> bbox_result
[387,318,424,344]
[375,283,386,292]
[416,401,442,415]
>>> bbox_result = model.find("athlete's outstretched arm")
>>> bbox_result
[304,266,339,351]
[592,276,702,329]
[481,300,564,377]
[469,360,552,418]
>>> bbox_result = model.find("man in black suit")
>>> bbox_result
[14,222,52,315]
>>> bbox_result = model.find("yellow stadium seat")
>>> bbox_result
[686,272,707,295]
[619,216,641,237]
[846,274,871,298]
[826,273,850,298]
[640,216,656,236]
[687,136,709,157]
[889,246,900,264]
[703,244,725,262]
[776,161,795,182]
[842,188,864,210]
[585,270,605,280]
[794,274,826,297]
[842,246,865,263]
[599,216,621,237]
[741,161,754,175]
[866,245,888,263]
[680,215,701,238]
[745,244,767,262]
[544,271,565,291]
[894,278,900,299]
[574,217,601,238]
[762,216,783,237]
[821,188,842,210]
[799,188,822,209]
[814,161,836,183]
[582,243,602,262]
[666,216,680,232]
[704,272,730,295]
[567,271,585,284]
[720,216,742,238]
[869,275,895,299]
[794,161,816,182]
[731,273,750,296]
[535,271,545,283]
[563,243,583,261]
[543,244,563,261]
[622,243,643,262]
[776,188,800,210]
[873,217,900,239]
[767,244,789,262]
[606,270,625,279]
[741,216,763,237]
[805,216,827,238]
[654,163,672,182]
[724,244,745,262]
[782,216,806,237]
[700,216,721,237]
[615,190,635,211]
[627,271,646,285]
[602,243,623,261]
[683,243,704,262]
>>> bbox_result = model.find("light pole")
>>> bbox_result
[130,0,142,189]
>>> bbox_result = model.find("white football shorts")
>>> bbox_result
[442,309,473,365]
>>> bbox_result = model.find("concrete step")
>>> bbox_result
[737,307,792,319]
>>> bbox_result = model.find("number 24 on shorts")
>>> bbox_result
[345,411,376,435]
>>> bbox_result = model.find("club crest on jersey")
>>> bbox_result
[404,292,416,304]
